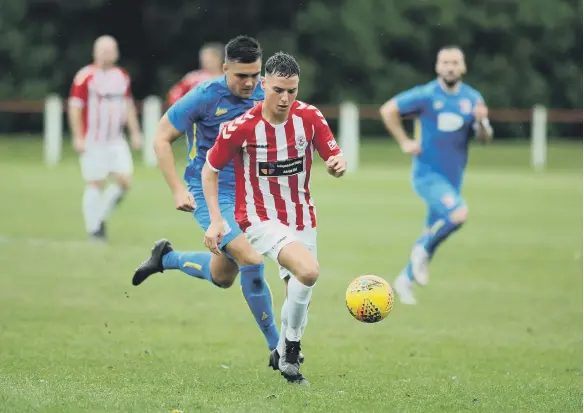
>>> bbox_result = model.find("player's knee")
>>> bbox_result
[211,272,237,289]
[449,206,468,225]
[237,252,263,266]
[226,236,264,266]
[87,180,105,190]
[296,262,320,287]
[115,174,132,190]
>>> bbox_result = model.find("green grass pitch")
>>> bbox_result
[0,137,582,412]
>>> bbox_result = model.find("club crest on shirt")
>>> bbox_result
[441,194,456,209]
[459,98,472,114]
[295,134,307,152]
[433,100,444,110]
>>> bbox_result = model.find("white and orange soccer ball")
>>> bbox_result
[346,275,394,323]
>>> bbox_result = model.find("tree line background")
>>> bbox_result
[0,0,582,137]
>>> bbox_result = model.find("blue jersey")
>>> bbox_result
[394,79,484,190]
[167,75,264,199]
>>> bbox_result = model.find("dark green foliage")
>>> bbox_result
[0,0,581,135]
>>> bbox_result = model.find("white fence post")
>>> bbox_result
[338,101,360,173]
[531,104,548,170]
[43,94,63,166]
[142,95,162,167]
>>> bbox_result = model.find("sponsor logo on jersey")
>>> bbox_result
[258,156,305,177]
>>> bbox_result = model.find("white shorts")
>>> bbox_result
[80,140,133,182]
[244,220,317,279]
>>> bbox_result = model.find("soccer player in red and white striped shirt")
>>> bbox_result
[166,43,224,106]
[202,52,346,384]
[68,35,143,240]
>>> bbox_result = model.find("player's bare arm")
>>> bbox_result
[201,115,245,255]
[201,163,225,255]
[379,99,421,155]
[153,113,195,212]
[68,105,85,153]
[126,99,143,149]
[473,102,494,143]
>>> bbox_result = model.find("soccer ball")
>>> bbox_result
[346,275,394,323]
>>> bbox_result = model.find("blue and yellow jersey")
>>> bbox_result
[167,75,264,199]
[394,79,484,190]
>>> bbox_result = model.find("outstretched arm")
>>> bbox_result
[472,100,494,143]
[153,113,195,212]
[68,71,89,153]
[380,99,420,155]
[125,99,143,149]
[310,107,346,177]
[380,85,428,155]
[201,163,223,255]
[202,122,243,254]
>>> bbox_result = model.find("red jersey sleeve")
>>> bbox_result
[121,69,132,98]
[69,66,91,108]
[167,81,188,106]
[206,120,247,171]
[310,106,342,160]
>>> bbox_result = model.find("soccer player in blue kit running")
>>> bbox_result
[131,36,282,360]
[380,46,493,305]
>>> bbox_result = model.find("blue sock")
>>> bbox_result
[424,218,462,258]
[162,250,213,282]
[404,261,415,282]
[240,264,279,350]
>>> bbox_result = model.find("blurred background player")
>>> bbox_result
[167,43,224,106]
[132,36,281,358]
[202,52,347,384]
[68,35,143,241]
[380,45,493,305]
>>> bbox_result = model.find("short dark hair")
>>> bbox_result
[200,42,224,60]
[225,35,262,64]
[264,52,300,78]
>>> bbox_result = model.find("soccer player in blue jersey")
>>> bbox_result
[380,46,493,305]
[131,36,281,356]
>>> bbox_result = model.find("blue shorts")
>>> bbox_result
[191,189,242,261]
[413,173,466,227]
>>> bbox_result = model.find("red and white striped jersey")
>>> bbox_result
[68,65,132,144]
[207,100,342,231]
[167,70,217,106]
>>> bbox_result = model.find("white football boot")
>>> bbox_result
[410,244,430,286]
[393,271,417,305]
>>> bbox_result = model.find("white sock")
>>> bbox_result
[399,270,412,284]
[286,276,313,342]
[101,183,125,221]
[301,310,308,335]
[277,298,288,355]
[83,186,102,233]
[277,299,308,355]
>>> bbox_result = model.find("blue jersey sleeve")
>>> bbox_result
[476,92,485,104]
[167,87,211,133]
[394,86,430,116]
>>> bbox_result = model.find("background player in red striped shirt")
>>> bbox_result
[166,43,224,106]
[68,35,143,241]
[202,52,347,384]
